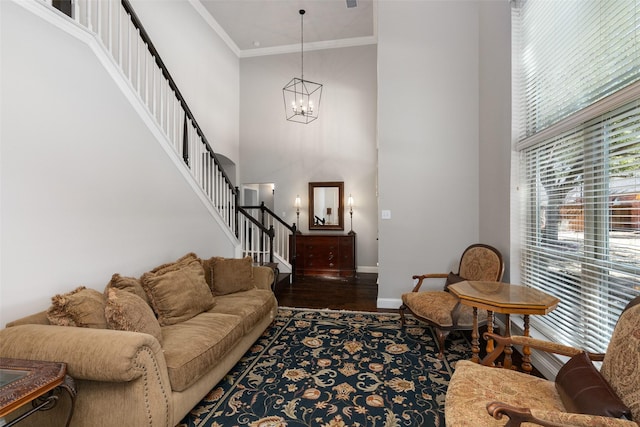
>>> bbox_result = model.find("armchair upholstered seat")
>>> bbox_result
[445,296,640,426]
[399,244,504,358]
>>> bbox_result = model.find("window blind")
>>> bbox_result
[515,0,640,140]
[514,0,640,353]
[521,101,640,352]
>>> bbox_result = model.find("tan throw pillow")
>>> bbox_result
[104,273,149,305]
[200,256,216,289]
[203,256,254,296]
[47,286,107,328]
[105,288,163,345]
[141,256,215,326]
[148,252,199,275]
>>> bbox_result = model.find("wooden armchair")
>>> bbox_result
[399,244,504,358]
[445,296,640,426]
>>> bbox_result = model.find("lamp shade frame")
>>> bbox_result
[283,77,323,124]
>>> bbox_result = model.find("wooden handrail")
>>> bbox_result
[49,0,243,243]
[241,202,296,234]
[120,0,235,193]
[238,204,298,267]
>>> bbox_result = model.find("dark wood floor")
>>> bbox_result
[274,272,384,312]
[274,273,544,378]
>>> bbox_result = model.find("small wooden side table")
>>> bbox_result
[0,357,76,426]
[448,281,559,373]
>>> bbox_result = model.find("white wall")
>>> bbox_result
[0,1,236,326]
[129,0,240,175]
[239,45,379,271]
[0,0,512,324]
[377,1,511,307]
[479,1,511,280]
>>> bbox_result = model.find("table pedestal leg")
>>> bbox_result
[486,310,495,358]
[521,314,532,374]
[503,313,513,370]
[471,307,480,363]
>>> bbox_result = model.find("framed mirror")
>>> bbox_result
[309,181,344,231]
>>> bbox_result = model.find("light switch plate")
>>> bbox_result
[381,210,391,219]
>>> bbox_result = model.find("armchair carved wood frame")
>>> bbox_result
[445,296,640,427]
[399,244,505,359]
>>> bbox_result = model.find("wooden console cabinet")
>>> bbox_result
[293,234,356,278]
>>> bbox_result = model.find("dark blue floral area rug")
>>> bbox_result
[178,308,472,427]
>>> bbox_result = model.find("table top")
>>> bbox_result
[0,357,67,418]
[448,281,560,315]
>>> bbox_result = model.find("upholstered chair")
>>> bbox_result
[399,244,504,359]
[445,296,640,426]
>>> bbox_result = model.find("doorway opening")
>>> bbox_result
[241,183,275,211]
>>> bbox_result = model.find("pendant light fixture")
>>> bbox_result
[283,9,323,124]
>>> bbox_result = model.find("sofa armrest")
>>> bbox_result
[487,402,637,427]
[0,324,165,382]
[253,266,275,290]
[5,310,50,327]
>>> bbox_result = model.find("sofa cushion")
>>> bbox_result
[161,312,244,392]
[141,255,215,326]
[104,273,149,305]
[47,286,107,328]
[201,256,255,296]
[104,288,163,345]
[555,351,631,418]
[209,289,277,334]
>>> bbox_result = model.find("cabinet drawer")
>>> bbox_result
[304,246,337,269]
[294,234,356,277]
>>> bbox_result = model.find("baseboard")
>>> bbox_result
[377,298,402,309]
[357,266,378,274]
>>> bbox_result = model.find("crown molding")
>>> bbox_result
[239,36,378,58]
[188,0,241,57]
[190,0,377,59]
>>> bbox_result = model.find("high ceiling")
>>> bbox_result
[197,0,376,56]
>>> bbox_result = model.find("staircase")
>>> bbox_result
[238,203,297,271]
[39,0,294,271]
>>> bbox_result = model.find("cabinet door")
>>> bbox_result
[293,237,305,274]
[340,236,356,276]
[340,237,355,269]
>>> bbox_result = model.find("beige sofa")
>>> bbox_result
[0,253,278,427]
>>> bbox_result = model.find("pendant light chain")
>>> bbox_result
[300,9,305,81]
[282,8,322,124]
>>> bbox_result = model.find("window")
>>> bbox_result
[514,0,640,352]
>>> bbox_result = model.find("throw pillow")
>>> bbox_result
[203,256,254,296]
[147,252,199,275]
[104,273,149,305]
[141,256,215,326]
[104,288,163,344]
[555,351,631,419]
[47,286,107,328]
[444,272,466,291]
[200,256,216,289]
